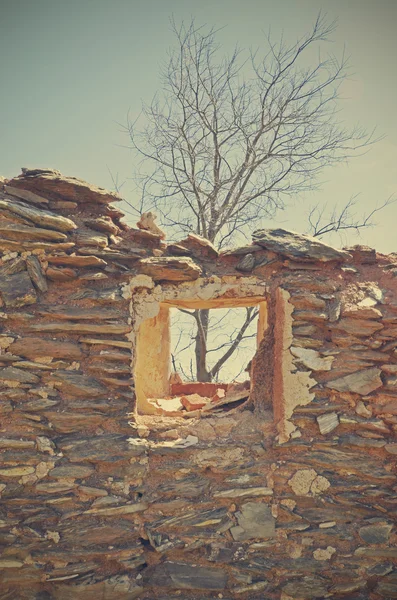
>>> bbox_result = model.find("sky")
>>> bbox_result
[0,0,396,253]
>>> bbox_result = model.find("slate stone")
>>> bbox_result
[149,561,227,590]
[230,502,275,541]
[0,196,77,232]
[252,228,351,262]
[9,337,83,360]
[236,253,256,272]
[58,434,144,462]
[359,521,393,544]
[45,371,107,398]
[325,367,382,395]
[138,256,202,281]
[282,576,329,599]
[0,271,37,307]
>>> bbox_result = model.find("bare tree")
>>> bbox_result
[125,15,382,382]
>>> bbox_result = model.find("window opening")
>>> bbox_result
[134,295,267,416]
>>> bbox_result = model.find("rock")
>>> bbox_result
[0,466,35,477]
[359,521,393,544]
[149,561,227,590]
[4,184,49,204]
[0,438,35,449]
[9,337,82,360]
[47,254,107,268]
[37,306,120,320]
[26,255,47,292]
[138,256,202,281]
[177,233,219,259]
[45,371,107,398]
[51,576,143,600]
[0,239,75,252]
[230,502,275,541]
[84,216,119,235]
[355,400,372,418]
[49,465,95,479]
[46,266,77,281]
[345,244,377,264]
[0,366,39,383]
[0,271,37,307]
[84,502,148,516]
[0,223,68,241]
[290,347,334,371]
[0,197,77,232]
[282,577,329,599]
[385,444,397,454]
[0,256,26,277]
[332,317,383,336]
[8,169,122,205]
[325,367,382,395]
[316,412,339,434]
[252,228,351,262]
[137,211,166,238]
[27,321,129,335]
[58,434,138,462]
[214,487,273,498]
[342,305,382,319]
[377,573,397,598]
[72,228,109,248]
[236,253,256,272]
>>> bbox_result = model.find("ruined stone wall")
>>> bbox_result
[0,169,396,599]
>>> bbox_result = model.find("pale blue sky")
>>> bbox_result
[1,0,396,252]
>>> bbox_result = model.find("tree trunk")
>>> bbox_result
[194,308,212,382]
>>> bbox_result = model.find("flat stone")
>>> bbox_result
[37,306,121,321]
[0,438,35,449]
[0,197,77,232]
[27,321,129,335]
[84,216,119,235]
[84,503,147,516]
[332,317,384,336]
[291,347,334,371]
[214,487,273,498]
[282,577,329,599]
[176,233,218,259]
[0,223,67,241]
[252,228,351,262]
[26,255,48,292]
[45,371,107,398]
[149,561,227,590]
[230,502,275,541]
[236,253,256,272]
[9,337,83,360]
[0,271,37,307]
[325,367,382,395]
[359,521,393,544]
[4,184,49,204]
[316,412,339,434]
[47,254,107,268]
[72,228,109,248]
[139,256,202,281]
[49,465,95,479]
[0,366,39,383]
[0,466,35,477]
[59,434,142,462]
[46,266,77,281]
[8,169,122,205]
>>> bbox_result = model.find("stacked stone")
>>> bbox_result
[0,170,396,599]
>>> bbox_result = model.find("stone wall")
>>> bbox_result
[0,168,396,599]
